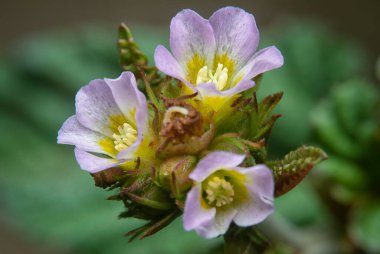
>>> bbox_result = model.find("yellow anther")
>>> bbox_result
[205,176,235,207]
[112,123,137,152]
[195,63,229,91]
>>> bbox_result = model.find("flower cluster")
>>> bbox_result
[58,6,325,242]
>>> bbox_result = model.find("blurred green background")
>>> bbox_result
[1,1,379,253]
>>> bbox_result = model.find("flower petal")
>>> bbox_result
[232,165,275,226]
[75,78,124,137]
[197,208,237,239]
[189,151,245,182]
[235,46,284,82]
[105,71,147,129]
[210,7,259,68]
[74,148,125,173]
[154,45,187,82]
[57,115,114,156]
[170,9,216,72]
[196,79,255,104]
[183,185,216,231]
[105,72,149,160]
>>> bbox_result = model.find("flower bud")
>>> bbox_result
[157,155,197,199]
[121,174,174,211]
[91,167,125,188]
[158,98,215,156]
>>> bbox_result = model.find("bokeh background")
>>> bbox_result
[1,1,379,253]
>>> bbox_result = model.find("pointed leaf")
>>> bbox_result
[258,92,283,123]
[247,92,283,141]
[224,226,271,254]
[125,210,180,241]
[271,146,327,197]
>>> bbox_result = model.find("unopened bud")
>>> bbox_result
[91,167,125,188]
[157,155,197,199]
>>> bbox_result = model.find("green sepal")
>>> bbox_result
[209,133,249,155]
[208,133,261,166]
[124,209,180,242]
[270,146,328,197]
[119,174,174,210]
[156,155,197,200]
[112,173,180,241]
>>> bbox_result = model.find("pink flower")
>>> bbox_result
[155,7,284,112]
[58,72,152,173]
[183,151,274,238]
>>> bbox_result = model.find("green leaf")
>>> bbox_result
[270,146,328,197]
[311,99,363,159]
[317,156,367,191]
[258,92,283,124]
[224,226,271,254]
[209,134,249,155]
[349,202,380,252]
[311,80,380,160]
[250,92,283,142]
[259,21,368,155]
[333,80,379,145]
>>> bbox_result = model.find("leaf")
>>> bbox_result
[349,202,380,252]
[317,156,367,191]
[125,210,180,241]
[311,80,380,160]
[258,92,283,124]
[311,99,363,159]
[259,21,368,155]
[271,146,328,197]
[224,226,271,254]
[244,92,283,142]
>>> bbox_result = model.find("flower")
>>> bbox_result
[183,151,274,238]
[58,71,154,173]
[154,7,284,112]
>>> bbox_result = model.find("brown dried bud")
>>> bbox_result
[160,98,203,141]
[157,97,215,156]
[91,167,125,188]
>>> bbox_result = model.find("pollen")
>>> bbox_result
[196,63,229,91]
[205,176,235,207]
[112,123,138,152]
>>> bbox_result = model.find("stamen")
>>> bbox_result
[112,123,137,152]
[205,176,234,207]
[195,63,229,91]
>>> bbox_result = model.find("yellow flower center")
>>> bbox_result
[205,176,235,207]
[112,123,137,152]
[196,63,229,91]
